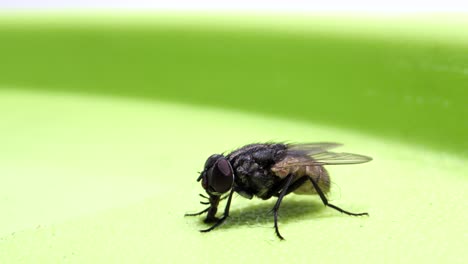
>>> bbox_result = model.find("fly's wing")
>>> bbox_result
[282,143,372,166]
[287,142,342,155]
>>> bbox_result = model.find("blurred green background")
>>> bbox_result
[0,13,467,263]
[1,13,467,155]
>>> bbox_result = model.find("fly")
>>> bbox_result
[185,142,372,240]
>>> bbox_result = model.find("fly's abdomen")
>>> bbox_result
[271,155,331,195]
[293,165,330,195]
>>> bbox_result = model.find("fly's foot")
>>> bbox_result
[201,216,227,232]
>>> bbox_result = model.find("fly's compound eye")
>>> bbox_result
[206,158,234,194]
[205,154,223,169]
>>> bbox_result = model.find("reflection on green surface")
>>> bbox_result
[0,14,467,156]
[0,90,466,263]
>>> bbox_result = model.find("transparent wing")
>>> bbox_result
[313,151,372,165]
[287,142,343,155]
[278,143,372,166]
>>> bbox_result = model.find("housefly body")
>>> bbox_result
[185,142,372,240]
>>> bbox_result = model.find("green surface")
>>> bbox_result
[0,14,467,263]
[0,90,466,263]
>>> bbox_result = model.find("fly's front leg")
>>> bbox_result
[204,194,221,223]
[185,193,221,222]
[201,189,235,233]
[184,207,210,217]
[204,206,219,223]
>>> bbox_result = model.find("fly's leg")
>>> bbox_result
[186,194,222,220]
[220,193,229,201]
[200,193,229,201]
[184,206,218,223]
[184,207,210,216]
[263,175,295,198]
[199,193,229,205]
[200,189,235,233]
[272,174,294,240]
[272,176,309,197]
[308,176,368,216]
[274,175,368,216]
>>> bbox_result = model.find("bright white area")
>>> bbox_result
[1,0,467,12]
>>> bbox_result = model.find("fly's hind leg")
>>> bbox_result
[271,175,366,240]
[308,176,368,216]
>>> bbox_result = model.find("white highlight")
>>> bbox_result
[1,0,468,12]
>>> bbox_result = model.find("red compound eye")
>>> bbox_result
[207,158,234,194]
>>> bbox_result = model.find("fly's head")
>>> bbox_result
[198,154,234,197]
